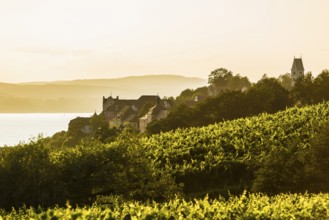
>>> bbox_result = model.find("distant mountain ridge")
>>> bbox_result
[18,75,205,86]
[0,75,206,113]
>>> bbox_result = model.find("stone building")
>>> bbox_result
[291,57,305,86]
[68,116,93,135]
[103,95,174,132]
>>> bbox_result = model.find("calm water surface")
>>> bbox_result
[0,113,92,147]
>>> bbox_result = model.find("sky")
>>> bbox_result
[0,0,328,83]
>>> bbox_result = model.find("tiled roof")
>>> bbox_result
[291,58,304,71]
[138,95,160,106]
[104,95,174,123]
[118,106,131,117]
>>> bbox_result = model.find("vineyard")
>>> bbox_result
[1,102,329,212]
[1,193,329,219]
[142,102,329,195]
[145,102,329,172]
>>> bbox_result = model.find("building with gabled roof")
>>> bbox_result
[139,99,173,133]
[291,57,305,86]
[103,95,174,131]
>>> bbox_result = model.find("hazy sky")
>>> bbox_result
[0,0,328,83]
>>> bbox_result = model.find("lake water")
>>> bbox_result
[0,113,92,147]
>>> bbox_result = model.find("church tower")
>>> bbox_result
[291,57,304,86]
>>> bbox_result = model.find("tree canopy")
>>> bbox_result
[208,68,251,95]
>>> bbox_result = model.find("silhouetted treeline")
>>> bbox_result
[146,69,329,135]
[291,70,329,105]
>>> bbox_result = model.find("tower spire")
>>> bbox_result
[291,57,305,86]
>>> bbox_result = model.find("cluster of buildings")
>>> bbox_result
[69,95,175,135]
[69,57,305,135]
[102,95,174,132]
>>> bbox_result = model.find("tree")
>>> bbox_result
[93,126,119,143]
[227,74,251,91]
[194,86,209,97]
[208,68,252,96]
[246,77,292,114]
[195,90,247,125]
[208,68,233,93]
[251,142,307,194]
[291,72,314,105]
[175,89,194,105]
[175,87,209,106]
[0,139,62,209]
[305,120,329,192]
[89,112,107,130]
[277,73,293,91]
[0,131,181,209]
[146,104,196,134]
[313,70,329,103]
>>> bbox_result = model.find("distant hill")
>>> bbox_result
[0,75,206,113]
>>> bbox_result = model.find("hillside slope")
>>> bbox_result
[1,102,329,208]
[0,75,206,112]
[142,102,329,195]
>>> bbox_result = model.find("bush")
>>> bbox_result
[251,142,307,194]
[305,120,329,192]
[0,130,180,209]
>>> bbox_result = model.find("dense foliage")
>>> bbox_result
[148,70,329,135]
[147,77,292,134]
[1,193,329,219]
[292,70,329,105]
[0,129,179,209]
[1,102,329,209]
[144,102,329,197]
[208,68,251,93]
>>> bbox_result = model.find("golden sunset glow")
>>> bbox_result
[0,0,328,83]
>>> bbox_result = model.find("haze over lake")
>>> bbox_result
[0,113,91,147]
[0,75,206,113]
